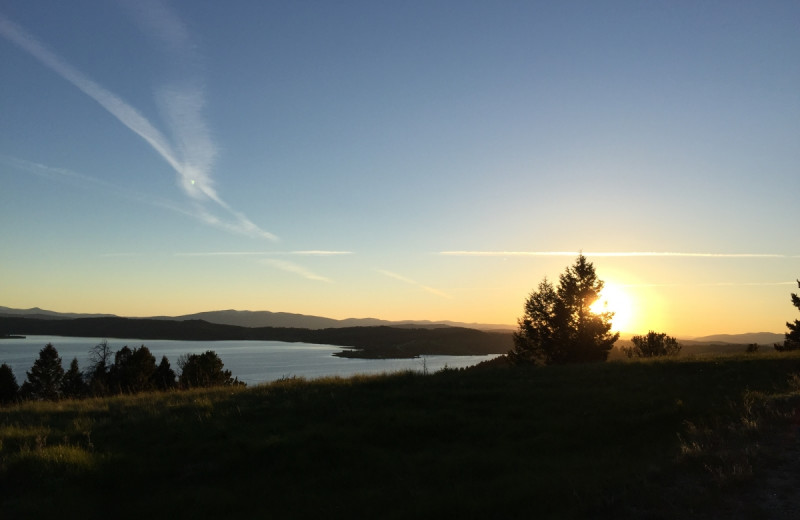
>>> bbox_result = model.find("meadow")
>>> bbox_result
[3,352,800,519]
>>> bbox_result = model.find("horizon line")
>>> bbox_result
[0,303,785,339]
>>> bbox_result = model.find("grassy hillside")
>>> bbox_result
[3,353,800,518]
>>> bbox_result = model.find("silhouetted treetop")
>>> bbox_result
[510,254,618,365]
[62,357,86,398]
[155,355,177,390]
[108,345,158,394]
[776,279,800,352]
[22,343,64,401]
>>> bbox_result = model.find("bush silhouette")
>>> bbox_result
[0,363,19,404]
[622,331,681,358]
[178,350,241,389]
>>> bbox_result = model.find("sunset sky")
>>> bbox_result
[1,1,798,338]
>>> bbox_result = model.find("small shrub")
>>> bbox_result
[622,331,681,358]
[178,351,243,389]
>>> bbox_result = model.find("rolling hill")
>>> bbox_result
[1,306,513,331]
[0,316,512,358]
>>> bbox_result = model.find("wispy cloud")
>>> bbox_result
[175,251,353,257]
[1,155,269,239]
[624,281,798,288]
[3,154,186,212]
[0,9,276,241]
[123,0,192,58]
[98,252,142,258]
[376,269,452,299]
[291,251,355,256]
[2,155,114,189]
[262,259,333,283]
[438,251,792,258]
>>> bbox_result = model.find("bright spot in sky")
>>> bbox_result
[591,282,635,333]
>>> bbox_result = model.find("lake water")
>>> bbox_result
[0,336,499,386]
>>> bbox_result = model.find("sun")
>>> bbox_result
[591,282,635,333]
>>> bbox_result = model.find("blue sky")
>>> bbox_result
[1,1,798,336]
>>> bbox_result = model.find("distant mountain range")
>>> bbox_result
[0,315,512,359]
[156,309,516,331]
[0,306,116,320]
[685,332,785,345]
[0,306,514,331]
[0,306,784,345]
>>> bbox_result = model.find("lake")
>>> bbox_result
[0,335,500,385]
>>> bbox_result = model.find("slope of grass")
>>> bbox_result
[2,353,800,519]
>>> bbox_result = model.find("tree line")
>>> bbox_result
[0,341,243,404]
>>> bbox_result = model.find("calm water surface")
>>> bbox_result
[0,336,499,385]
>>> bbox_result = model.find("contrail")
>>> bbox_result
[623,281,798,288]
[3,154,198,217]
[438,251,790,258]
[376,270,452,299]
[174,251,354,257]
[2,154,270,240]
[99,253,142,258]
[0,16,181,177]
[0,12,276,241]
[262,259,333,283]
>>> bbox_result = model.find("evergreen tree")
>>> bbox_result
[107,346,132,393]
[154,355,177,390]
[23,343,65,401]
[0,363,19,404]
[178,350,241,389]
[108,346,157,394]
[126,346,157,393]
[62,357,87,398]
[510,254,619,365]
[776,280,800,351]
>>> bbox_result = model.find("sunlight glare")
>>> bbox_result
[591,282,635,333]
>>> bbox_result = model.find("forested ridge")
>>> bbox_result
[0,317,511,358]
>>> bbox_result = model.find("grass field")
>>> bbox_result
[3,352,800,519]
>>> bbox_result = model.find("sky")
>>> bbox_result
[1,0,798,338]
